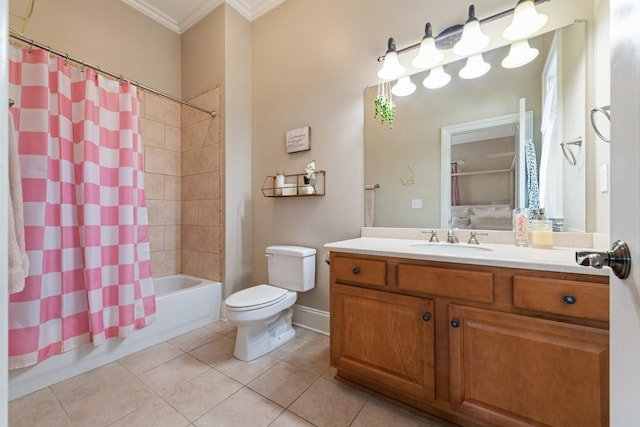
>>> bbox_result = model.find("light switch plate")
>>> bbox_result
[412,199,422,209]
[599,163,609,193]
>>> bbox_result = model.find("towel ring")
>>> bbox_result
[590,106,611,143]
[560,137,582,166]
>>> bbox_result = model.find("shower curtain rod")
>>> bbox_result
[9,32,217,119]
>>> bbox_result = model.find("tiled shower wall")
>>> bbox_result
[180,88,223,282]
[140,87,222,281]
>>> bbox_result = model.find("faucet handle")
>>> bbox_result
[422,230,439,242]
[467,231,488,245]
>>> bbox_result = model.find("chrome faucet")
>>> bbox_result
[422,230,439,242]
[446,229,459,244]
[467,231,488,245]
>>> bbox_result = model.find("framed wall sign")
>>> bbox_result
[286,126,311,153]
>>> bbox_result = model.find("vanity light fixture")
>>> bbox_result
[392,76,417,97]
[377,38,405,80]
[452,5,490,57]
[423,66,451,89]
[412,23,444,70]
[503,0,549,41]
[501,39,539,68]
[459,53,491,79]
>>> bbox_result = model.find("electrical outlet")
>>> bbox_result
[412,199,422,209]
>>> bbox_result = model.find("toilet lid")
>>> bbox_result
[225,284,288,309]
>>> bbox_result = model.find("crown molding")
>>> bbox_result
[123,0,286,34]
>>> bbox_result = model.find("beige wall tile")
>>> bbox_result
[147,200,181,226]
[198,199,220,226]
[182,146,217,175]
[207,118,221,146]
[165,125,181,152]
[198,252,220,281]
[164,176,181,201]
[182,201,199,225]
[208,172,221,198]
[181,249,199,277]
[181,103,213,128]
[151,250,180,277]
[148,226,165,252]
[182,120,209,152]
[182,174,209,200]
[146,93,180,128]
[144,173,164,200]
[139,91,146,118]
[145,147,181,176]
[182,225,204,251]
[164,225,181,250]
[141,118,165,148]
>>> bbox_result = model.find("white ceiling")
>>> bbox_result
[122,0,285,34]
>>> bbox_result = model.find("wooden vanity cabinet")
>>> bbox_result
[329,251,609,427]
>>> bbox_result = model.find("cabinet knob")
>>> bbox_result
[352,267,360,275]
[563,295,577,305]
[422,312,431,322]
[451,320,460,328]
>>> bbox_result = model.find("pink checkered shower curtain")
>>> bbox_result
[8,46,156,369]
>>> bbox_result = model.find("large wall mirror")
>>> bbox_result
[365,20,587,232]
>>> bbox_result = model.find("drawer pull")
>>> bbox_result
[563,295,577,305]
[352,267,361,275]
[451,320,460,328]
[422,312,431,322]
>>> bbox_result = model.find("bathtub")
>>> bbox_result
[9,274,221,400]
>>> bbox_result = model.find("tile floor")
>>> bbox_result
[9,322,455,427]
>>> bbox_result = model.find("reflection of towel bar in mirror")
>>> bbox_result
[590,105,611,143]
[560,137,582,166]
[365,184,380,190]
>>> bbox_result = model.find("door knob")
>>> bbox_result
[576,240,631,279]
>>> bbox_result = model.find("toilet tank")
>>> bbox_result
[266,245,316,292]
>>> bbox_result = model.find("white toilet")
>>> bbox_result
[224,245,316,361]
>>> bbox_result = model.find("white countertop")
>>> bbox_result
[324,237,609,276]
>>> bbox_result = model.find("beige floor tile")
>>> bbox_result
[293,326,330,347]
[351,398,434,427]
[138,354,210,396]
[51,362,133,406]
[270,335,310,360]
[248,361,318,408]
[163,369,243,421]
[119,342,184,375]
[204,320,236,336]
[214,353,280,384]
[59,376,154,427]
[169,326,223,352]
[109,396,190,427]
[321,366,338,381]
[9,388,71,427]
[195,388,284,427]
[289,378,367,427]
[189,335,236,366]
[281,340,330,375]
[269,410,316,427]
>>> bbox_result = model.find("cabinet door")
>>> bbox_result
[449,305,609,427]
[331,283,435,401]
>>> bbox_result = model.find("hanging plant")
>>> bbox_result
[374,81,396,129]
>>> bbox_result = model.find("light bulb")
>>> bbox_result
[503,0,548,41]
[501,39,539,69]
[453,5,490,57]
[412,23,444,70]
[423,66,451,89]
[459,54,491,79]
[377,38,405,80]
[392,76,417,97]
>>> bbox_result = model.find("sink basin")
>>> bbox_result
[409,243,494,253]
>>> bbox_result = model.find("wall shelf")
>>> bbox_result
[262,170,326,198]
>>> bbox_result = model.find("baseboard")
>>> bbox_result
[292,304,330,335]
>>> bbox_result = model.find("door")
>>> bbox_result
[610,0,640,423]
[449,305,609,427]
[331,284,435,402]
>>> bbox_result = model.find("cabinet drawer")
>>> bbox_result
[333,256,386,287]
[513,276,609,322]
[397,264,494,303]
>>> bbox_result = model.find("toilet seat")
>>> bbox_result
[225,285,288,311]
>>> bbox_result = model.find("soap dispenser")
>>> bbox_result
[530,208,553,248]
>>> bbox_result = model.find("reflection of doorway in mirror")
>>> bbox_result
[441,112,533,230]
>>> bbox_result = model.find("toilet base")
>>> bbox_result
[233,307,295,361]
